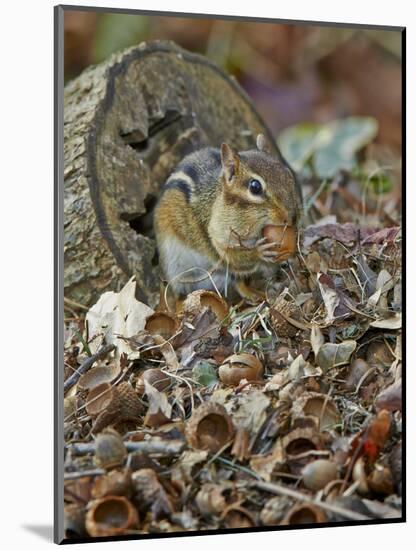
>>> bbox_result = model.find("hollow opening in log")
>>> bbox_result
[119,194,160,268]
[121,194,158,238]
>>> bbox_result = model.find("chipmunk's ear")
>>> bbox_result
[221,142,240,183]
[256,133,270,153]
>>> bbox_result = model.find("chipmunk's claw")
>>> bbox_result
[255,237,281,263]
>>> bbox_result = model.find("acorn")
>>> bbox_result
[182,289,229,322]
[136,369,170,396]
[263,224,297,263]
[186,402,234,453]
[144,311,179,340]
[85,496,139,537]
[281,503,327,524]
[94,429,127,470]
[219,353,263,385]
[302,459,339,491]
[367,464,394,495]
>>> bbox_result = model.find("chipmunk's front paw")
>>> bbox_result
[235,280,265,303]
[254,237,281,263]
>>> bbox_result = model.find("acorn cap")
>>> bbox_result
[182,290,229,322]
[282,427,323,458]
[269,294,299,338]
[117,381,143,420]
[221,504,256,529]
[144,311,179,340]
[291,392,341,432]
[281,503,327,525]
[86,383,114,417]
[85,496,139,537]
[186,401,234,453]
[91,382,143,434]
[136,369,170,396]
[78,364,120,391]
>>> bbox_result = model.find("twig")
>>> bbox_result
[304,179,328,215]
[276,308,313,330]
[64,296,89,311]
[64,469,105,480]
[68,439,185,456]
[63,344,115,393]
[353,367,377,395]
[252,480,371,521]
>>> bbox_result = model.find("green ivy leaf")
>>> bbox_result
[192,362,218,388]
[277,123,323,172]
[278,117,378,178]
[313,117,378,178]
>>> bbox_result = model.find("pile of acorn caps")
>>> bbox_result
[64,286,400,537]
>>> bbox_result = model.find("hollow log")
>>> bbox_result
[64,40,282,308]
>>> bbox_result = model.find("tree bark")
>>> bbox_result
[64,40,281,308]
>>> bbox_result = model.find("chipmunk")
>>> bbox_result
[154,134,301,301]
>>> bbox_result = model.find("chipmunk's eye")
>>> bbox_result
[248,179,263,196]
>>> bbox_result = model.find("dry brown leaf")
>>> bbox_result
[370,314,402,330]
[311,324,325,356]
[317,272,340,322]
[250,441,284,481]
[143,380,172,427]
[316,340,357,372]
[375,379,402,411]
[86,277,154,359]
[231,390,270,432]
